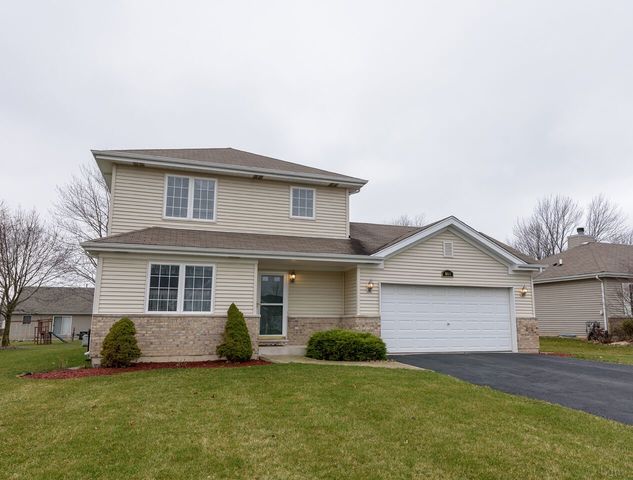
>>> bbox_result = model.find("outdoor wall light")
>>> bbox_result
[519,285,528,297]
[367,280,374,293]
[289,271,296,283]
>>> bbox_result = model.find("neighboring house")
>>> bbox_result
[534,228,633,337]
[82,148,542,364]
[4,287,94,341]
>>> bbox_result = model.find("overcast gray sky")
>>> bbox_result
[1,1,632,240]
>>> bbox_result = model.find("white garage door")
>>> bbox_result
[381,284,513,353]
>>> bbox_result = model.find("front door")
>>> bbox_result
[259,274,286,336]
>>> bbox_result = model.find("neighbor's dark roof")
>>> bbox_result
[15,287,94,315]
[94,147,367,185]
[86,221,535,263]
[536,242,633,281]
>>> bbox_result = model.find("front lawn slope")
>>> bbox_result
[1,345,632,479]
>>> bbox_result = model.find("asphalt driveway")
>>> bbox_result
[394,353,633,425]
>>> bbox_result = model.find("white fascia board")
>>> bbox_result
[92,152,367,189]
[534,272,633,284]
[372,216,530,267]
[81,241,382,264]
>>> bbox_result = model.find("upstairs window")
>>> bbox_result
[290,187,315,219]
[165,175,216,221]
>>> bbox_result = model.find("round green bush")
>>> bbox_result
[306,329,387,361]
[217,303,253,362]
[100,317,141,368]
[621,319,633,339]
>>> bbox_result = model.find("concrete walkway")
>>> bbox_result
[260,355,422,370]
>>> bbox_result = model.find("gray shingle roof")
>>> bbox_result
[94,147,367,185]
[86,221,534,263]
[15,287,94,315]
[536,243,633,281]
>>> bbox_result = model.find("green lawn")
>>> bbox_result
[1,344,633,479]
[540,337,633,365]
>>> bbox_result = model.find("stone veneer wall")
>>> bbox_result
[286,316,381,345]
[90,315,259,365]
[516,317,539,353]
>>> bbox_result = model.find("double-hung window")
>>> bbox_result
[290,187,315,219]
[165,175,216,221]
[147,263,214,313]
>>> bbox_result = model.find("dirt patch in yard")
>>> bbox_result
[21,360,271,379]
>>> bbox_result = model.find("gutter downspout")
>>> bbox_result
[597,275,608,331]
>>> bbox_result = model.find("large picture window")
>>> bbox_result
[165,175,216,221]
[290,187,315,219]
[147,263,214,313]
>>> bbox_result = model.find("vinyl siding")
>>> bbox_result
[110,165,349,238]
[358,229,534,317]
[288,271,344,316]
[96,253,258,316]
[534,279,603,336]
[344,268,358,315]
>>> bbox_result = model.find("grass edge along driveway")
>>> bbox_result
[540,336,633,365]
[1,343,632,480]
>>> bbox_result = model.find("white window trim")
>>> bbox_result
[289,186,316,220]
[443,240,454,258]
[163,174,218,222]
[144,261,216,315]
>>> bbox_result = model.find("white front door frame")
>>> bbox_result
[257,271,289,337]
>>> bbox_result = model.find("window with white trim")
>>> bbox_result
[147,263,214,313]
[165,175,216,221]
[443,240,454,257]
[290,187,315,219]
[623,283,633,317]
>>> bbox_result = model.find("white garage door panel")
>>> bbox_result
[381,284,513,353]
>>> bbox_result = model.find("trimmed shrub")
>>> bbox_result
[306,329,387,361]
[100,317,141,367]
[217,303,253,362]
[621,319,633,340]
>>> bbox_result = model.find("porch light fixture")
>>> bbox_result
[367,280,374,293]
[519,285,528,297]
[289,271,296,283]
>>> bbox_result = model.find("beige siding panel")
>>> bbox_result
[288,271,344,316]
[358,230,534,317]
[344,268,358,316]
[97,253,257,316]
[110,165,348,238]
[534,279,603,336]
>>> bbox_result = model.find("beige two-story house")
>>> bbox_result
[83,148,542,364]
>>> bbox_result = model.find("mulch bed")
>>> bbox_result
[21,360,271,380]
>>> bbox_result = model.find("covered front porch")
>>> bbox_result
[254,260,379,355]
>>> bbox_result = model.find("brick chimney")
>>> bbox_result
[567,227,596,249]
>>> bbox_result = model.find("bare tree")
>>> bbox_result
[586,194,633,244]
[389,213,426,227]
[53,164,110,284]
[512,195,583,259]
[0,205,71,346]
